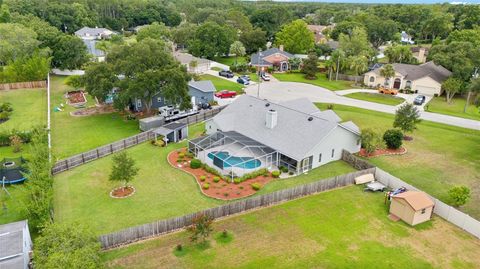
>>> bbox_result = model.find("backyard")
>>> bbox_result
[316,103,480,219]
[102,186,480,269]
[198,74,244,93]
[273,72,357,91]
[53,123,356,234]
[426,97,480,121]
[50,75,139,159]
[0,88,47,131]
[345,92,405,106]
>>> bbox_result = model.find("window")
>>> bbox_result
[157,97,162,103]
[405,80,412,88]
[318,153,322,162]
[369,76,375,83]
[331,149,335,158]
[421,208,426,214]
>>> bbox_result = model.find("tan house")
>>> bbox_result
[363,61,452,96]
[390,191,434,226]
[250,46,295,72]
[307,25,330,44]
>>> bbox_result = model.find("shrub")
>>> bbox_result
[239,186,244,190]
[234,178,241,184]
[288,171,294,175]
[185,152,194,158]
[202,183,210,190]
[279,166,288,173]
[327,104,334,110]
[200,175,206,182]
[203,164,222,177]
[9,135,22,153]
[223,193,229,197]
[251,183,262,191]
[213,177,220,183]
[178,152,185,158]
[448,186,471,207]
[271,170,281,178]
[190,159,202,169]
[176,244,183,251]
[383,129,403,149]
[360,128,383,155]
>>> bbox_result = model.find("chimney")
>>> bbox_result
[266,109,278,129]
[279,45,284,51]
[418,48,426,63]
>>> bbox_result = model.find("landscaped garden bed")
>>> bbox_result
[70,105,116,117]
[358,147,407,158]
[168,148,276,200]
[110,186,136,199]
[66,90,87,107]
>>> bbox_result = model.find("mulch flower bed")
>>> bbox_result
[110,186,136,199]
[66,90,87,106]
[358,147,407,158]
[168,148,276,200]
[70,105,116,117]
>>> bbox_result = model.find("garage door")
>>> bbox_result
[416,86,439,96]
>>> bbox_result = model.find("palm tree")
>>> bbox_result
[349,55,368,85]
[330,49,345,81]
[380,64,395,88]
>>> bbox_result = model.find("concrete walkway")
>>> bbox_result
[244,82,480,131]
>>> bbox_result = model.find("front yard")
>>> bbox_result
[345,92,405,106]
[273,72,357,91]
[198,74,244,93]
[316,103,480,219]
[213,56,247,67]
[102,186,480,268]
[426,97,480,121]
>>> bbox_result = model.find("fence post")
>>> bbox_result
[123,139,127,149]
[96,149,100,158]
[82,153,85,163]
[110,144,113,153]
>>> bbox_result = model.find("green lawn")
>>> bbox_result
[316,103,480,219]
[102,186,480,269]
[213,56,247,67]
[0,88,46,130]
[50,76,139,159]
[198,74,244,93]
[345,92,405,106]
[273,72,357,91]
[426,97,480,121]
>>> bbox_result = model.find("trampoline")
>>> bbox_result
[0,157,28,184]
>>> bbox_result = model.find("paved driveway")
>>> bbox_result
[244,82,480,131]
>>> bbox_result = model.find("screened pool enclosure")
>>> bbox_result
[188,131,280,179]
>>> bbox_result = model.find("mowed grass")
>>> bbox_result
[50,76,139,159]
[0,88,46,130]
[316,103,480,219]
[102,186,480,269]
[53,122,356,234]
[427,97,480,121]
[273,72,357,91]
[345,92,405,106]
[213,56,247,67]
[198,74,244,93]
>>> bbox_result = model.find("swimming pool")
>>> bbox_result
[207,151,261,169]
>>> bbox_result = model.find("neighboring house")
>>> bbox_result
[173,52,211,73]
[307,25,330,44]
[188,95,361,178]
[390,191,434,226]
[326,40,340,50]
[250,46,295,72]
[411,47,429,64]
[400,31,414,44]
[0,220,32,269]
[132,80,215,112]
[74,27,116,62]
[363,61,452,96]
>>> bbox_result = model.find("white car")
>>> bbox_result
[261,74,271,81]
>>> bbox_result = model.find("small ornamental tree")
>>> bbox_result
[448,186,471,207]
[109,151,139,189]
[187,213,213,243]
[441,77,463,104]
[393,103,421,135]
[383,129,403,149]
[9,135,22,152]
[302,52,318,80]
[360,128,382,156]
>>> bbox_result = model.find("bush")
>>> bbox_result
[200,175,206,181]
[213,177,220,183]
[185,152,194,158]
[190,159,202,169]
[279,166,288,173]
[448,186,471,207]
[288,171,294,175]
[203,164,222,177]
[233,178,241,184]
[271,170,280,178]
[251,183,262,191]
[383,129,403,149]
[202,183,210,190]
[361,128,383,155]
[178,152,185,158]
[176,244,183,251]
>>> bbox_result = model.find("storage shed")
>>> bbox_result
[152,121,188,145]
[389,191,434,226]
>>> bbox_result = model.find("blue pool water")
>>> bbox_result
[207,151,261,169]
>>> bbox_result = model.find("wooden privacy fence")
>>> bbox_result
[99,168,375,249]
[0,80,46,90]
[51,107,223,175]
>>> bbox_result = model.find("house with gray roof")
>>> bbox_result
[0,220,32,269]
[250,46,295,72]
[188,95,360,178]
[74,27,116,62]
[363,61,452,96]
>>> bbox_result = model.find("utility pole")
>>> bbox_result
[335,54,340,81]
[257,48,262,98]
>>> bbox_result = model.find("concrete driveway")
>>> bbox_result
[204,69,256,86]
[244,81,480,131]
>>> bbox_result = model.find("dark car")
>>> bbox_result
[413,95,426,105]
[237,77,250,85]
[240,75,250,81]
[197,103,211,110]
[219,70,234,78]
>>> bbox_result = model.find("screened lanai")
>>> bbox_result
[188,131,279,180]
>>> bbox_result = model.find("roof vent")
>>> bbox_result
[308,117,313,121]
[265,103,270,107]
[266,109,278,129]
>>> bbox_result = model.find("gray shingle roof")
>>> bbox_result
[250,48,294,65]
[370,61,451,83]
[0,220,30,269]
[74,27,114,38]
[210,95,357,160]
[189,80,216,93]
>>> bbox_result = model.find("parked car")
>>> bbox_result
[240,75,250,81]
[413,95,426,105]
[378,86,398,95]
[261,73,271,81]
[215,90,237,99]
[197,102,211,110]
[219,70,234,78]
[237,77,250,85]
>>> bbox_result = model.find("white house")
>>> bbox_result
[363,61,452,96]
[400,31,414,44]
[74,27,116,62]
[188,95,361,178]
